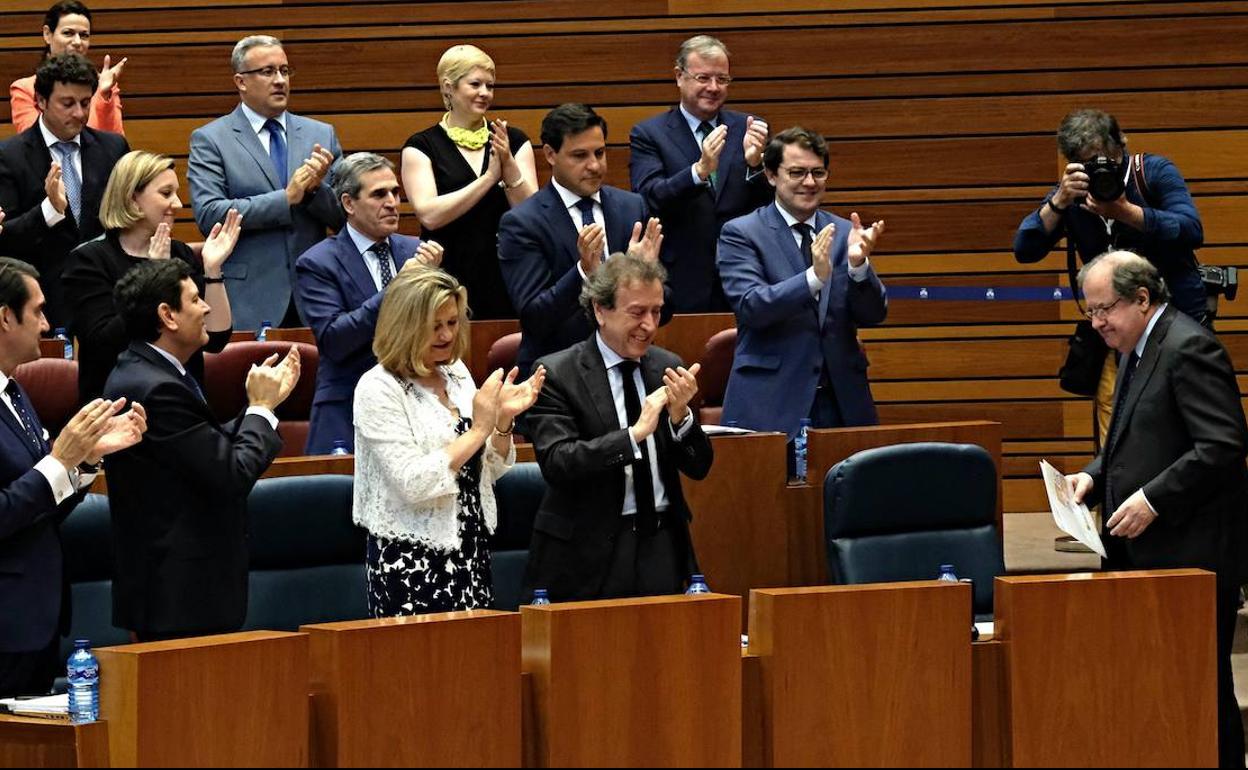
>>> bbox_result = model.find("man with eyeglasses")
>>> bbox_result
[717,127,887,447]
[188,34,344,332]
[629,35,772,313]
[1066,250,1247,769]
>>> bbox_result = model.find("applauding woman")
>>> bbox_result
[353,267,544,615]
[11,1,127,134]
[63,151,240,402]
[401,44,537,319]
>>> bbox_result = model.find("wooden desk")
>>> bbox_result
[0,717,108,768]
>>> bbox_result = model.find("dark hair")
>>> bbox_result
[579,252,668,315]
[41,1,92,57]
[763,126,829,173]
[1057,109,1127,161]
[114,260,193,343]
[540,103,608,151]
[0,258,40,322]
[34,52,98,101]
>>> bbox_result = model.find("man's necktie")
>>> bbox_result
[696,121,718,191]
[53,141,82,223]
[5,379,45,454]
[617,360,658,534]
[794,222,814,268]
[372,240,394,288]
[575,197,596,228]
[182,370,207,404]
[264,119,288,184]
[1106,350,1139,450]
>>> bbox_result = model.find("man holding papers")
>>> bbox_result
[1066,250,1248,769]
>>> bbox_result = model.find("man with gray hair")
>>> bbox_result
[295,152,443,453]
[629,35,772,312]
[188,34,345,331]
[1067,249,1248,768]
[522,252,713,602]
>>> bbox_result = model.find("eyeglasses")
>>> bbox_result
[1083,297,1123,320]
[681,70,732,86]
[238,66,292,80]
[778,166,829,182]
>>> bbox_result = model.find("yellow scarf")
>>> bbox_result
[441,113,489,150]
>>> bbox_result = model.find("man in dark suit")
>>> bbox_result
[630,35,772,313]
[103,259,300,640]
[0,53,129,328]
[1069,251,1248,768]
[0,258,144,696]
[717,127,887,441]
[499,103,663,378]
[523,254,712,601]
[295,152,443,454]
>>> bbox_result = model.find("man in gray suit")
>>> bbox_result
[188,35,345,331]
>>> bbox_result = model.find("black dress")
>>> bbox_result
[365,416,494,616]
[403,124,529,320]
[62,231,233,404]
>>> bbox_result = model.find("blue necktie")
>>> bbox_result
[575,197,596,228]
[264,119,287,184]
[53,141,82,223]
[181,370,207,404]
[5,379,45,455]
[373,241,394,288]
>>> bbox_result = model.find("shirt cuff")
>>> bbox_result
[805,266,824,297]
[691,164,710,186]
[35,455,76,505]
[1140,489,1158,517]
[744,166,764,182]
[576,260,588,282]
[42,198,66,228]
[627,429,643,461]
[245,406,279,430]
[669,408,695,439]
[848,257,871,283]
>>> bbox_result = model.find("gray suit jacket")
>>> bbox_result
[187,105,345,330]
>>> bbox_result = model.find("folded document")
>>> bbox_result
[1039,460,1107,558]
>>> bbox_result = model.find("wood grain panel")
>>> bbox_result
[0,717,108,769]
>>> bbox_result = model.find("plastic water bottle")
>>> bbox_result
[794,418,811,482]
[330,440,350,456]
[255,320,272,342]
[685,574,711,595]
[530,589,551,606]
[937,564,959,582]
[54,327,73,360]
[66,640,99,723]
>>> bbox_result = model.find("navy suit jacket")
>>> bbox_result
[717,204,888,438]
[294,228,419,454]
[0,379,84,653]
[629,108,773,313]
[499,183,649,375]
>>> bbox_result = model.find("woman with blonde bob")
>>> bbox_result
[63,150,241,402]
[353,267,544,615]
[400,44,537,319]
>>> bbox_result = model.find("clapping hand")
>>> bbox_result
[577,223,606,276]
[630,386,670,444]
[415,239,444,267]
[471,368,505,432]
[846,212,884,267]
[811,222,835,283]
[97,54,128,96]
[147,222,172,260]
[743,116,769,168]
[246,347,302,411]
[51,398,124,470]
[497,365,545,429]
[695,123,728,181]
[200,209,243,274]
[44,163,67,214]
[626,217,663,263]
[94,402,147,458]
[662,362,701,423]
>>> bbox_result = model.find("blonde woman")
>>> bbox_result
[400,44,537,319]
[63,150,240,402]
[353,268,544,615]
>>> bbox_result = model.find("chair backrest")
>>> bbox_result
[823,442,1003,617]
[60,493,129,658]
[698,328,736,425]
[13,357,79,435]
[243,474,367,631]
[202,341,319,423]
[486,332,522,375]
[489,462,545,610]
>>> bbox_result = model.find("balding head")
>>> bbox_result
[1078,250,1169,354]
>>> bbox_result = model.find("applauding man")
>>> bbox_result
[188,35,344,331]
[717,127,888,448]
[104,259,301,641]
[522,253,712,602]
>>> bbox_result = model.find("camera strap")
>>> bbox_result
[1128,153,1151,207]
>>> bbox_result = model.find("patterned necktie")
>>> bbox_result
[53,141,82,223]
[264,119,288,184]
[373,240,394,288]
[575,197,596,228]
[5,379,45,454]
[696,121,718,191]
[617,361,658,534]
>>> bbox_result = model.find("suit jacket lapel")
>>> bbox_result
[286,113,306,170]
[714,112,744,202]
[0,384,43,463]
[1107,307,1173,457]
[574,338,621,436]
[78,129,106,215]
[332,228,376,303]
[764,203,809,279]
[229,106,281,189]
[667,108,702,167]
[600,187,631,255]
[541,184,581,271]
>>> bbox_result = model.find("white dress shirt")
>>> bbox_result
[38,116,82,229]
[773,203,871,298]
[551,179,609,272]
[240,103,287,155]
[346,224,397,292]
[594,333,693,516]
[0,369,93,504]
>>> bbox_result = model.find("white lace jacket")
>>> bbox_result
[352,360,514,551]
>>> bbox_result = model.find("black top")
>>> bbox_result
[404,123,529,320]
[62,231,233,404]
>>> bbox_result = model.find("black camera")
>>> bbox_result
[1084,156,1125,202]
[1199,264,1238,300]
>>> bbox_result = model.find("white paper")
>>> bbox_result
[1039,460,1107,558]
[702,424,755,436]
[0,693,69,719]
